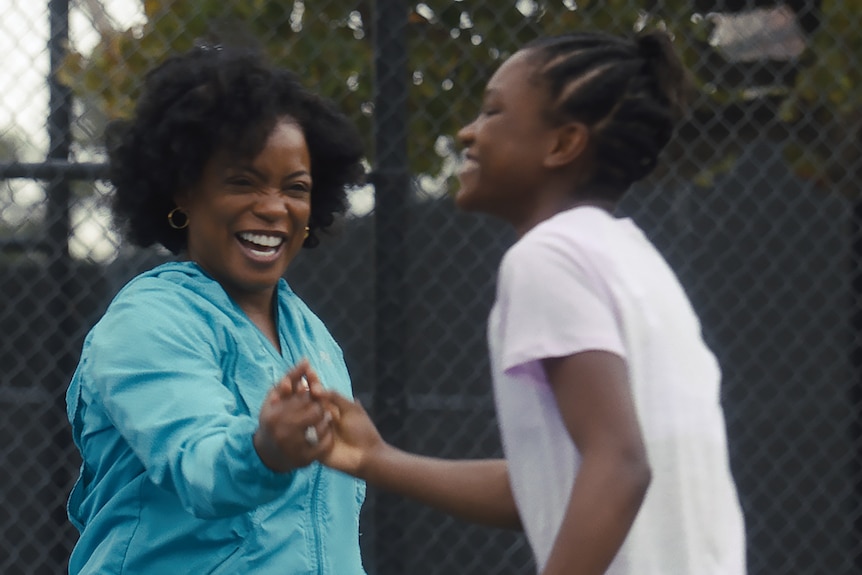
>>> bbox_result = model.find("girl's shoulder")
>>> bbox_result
[508,207,617,264]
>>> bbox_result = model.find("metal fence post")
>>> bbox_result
[47,2,72,251]
[851,201,862,573]
[372,0,410,573]
[42,0,77,567]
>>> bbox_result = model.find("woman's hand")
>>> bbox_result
[258,360,387,479]
[254,360,333,473]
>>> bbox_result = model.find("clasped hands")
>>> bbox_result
[254,359,381,477]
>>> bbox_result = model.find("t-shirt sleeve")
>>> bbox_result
[494,233,626,373]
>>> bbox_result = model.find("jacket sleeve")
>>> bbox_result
[85,278,292,518]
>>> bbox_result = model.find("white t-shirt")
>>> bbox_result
[488,206,746,575]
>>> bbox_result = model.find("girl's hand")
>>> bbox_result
[310,390,385,479]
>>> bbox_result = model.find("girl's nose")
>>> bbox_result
[456,121,475,146]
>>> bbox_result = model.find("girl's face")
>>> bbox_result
[177,117,312,307]
[456,49,558,223]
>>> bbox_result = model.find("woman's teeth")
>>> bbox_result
[238,232,283,248]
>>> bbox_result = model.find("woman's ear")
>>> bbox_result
[172,189,190,211]
[544,122,590,169]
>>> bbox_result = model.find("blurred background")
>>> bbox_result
[0,1,859,573]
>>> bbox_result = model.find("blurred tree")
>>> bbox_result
[0,130,31,237]
[0,130,52,263]
[58,0,862,193]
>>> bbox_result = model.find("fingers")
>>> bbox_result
[302,366,324,393]
[260,359,357,467]
[308,391,366,430]
[317,389,363,413]
[292,393,328,426]
[258,397,334,469]
[284,358,310,383]
[310,423,335,455]
[273,360,315,398]
[274,358,329,396]
[307,378,326,397]
[324,402,341,423]
[297,375,310,394]
[304,411,334,449]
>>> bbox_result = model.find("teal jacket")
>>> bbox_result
[66,262,366,574]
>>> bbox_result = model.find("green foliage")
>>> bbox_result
[775,0,862,193]
[61,0,373,151]
[61,0,862,194]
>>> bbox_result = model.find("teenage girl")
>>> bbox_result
[295,29,747,575]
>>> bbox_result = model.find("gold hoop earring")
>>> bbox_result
[303,226,310,239]
[167,207,189,230]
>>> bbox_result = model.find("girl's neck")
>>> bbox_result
[513,194,618,238]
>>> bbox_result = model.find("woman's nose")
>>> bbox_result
[253,190,289,220]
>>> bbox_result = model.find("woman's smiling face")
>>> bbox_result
[177,117,312,305]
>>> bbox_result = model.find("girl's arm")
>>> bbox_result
[540,350,651,575]
[310,389,521,529]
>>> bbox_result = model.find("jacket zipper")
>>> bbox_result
[268,287,325,573]
[311,463,324,574]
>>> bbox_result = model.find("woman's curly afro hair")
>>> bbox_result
[106,45,366,253]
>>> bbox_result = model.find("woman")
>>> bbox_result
[314,30,747,575]
[65,46,367,574]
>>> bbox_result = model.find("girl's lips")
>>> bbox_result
[458,158,479,176]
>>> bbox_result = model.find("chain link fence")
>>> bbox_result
[0,1,859,574]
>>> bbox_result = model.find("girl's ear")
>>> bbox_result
[544,122,590,169]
